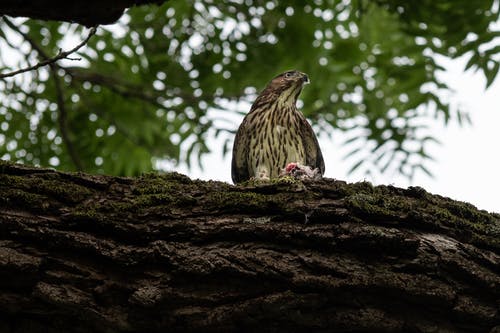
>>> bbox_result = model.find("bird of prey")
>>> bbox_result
[231,70,325,183]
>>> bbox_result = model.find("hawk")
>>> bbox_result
[231,70,325,183]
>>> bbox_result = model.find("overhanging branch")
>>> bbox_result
[0,1,169,26]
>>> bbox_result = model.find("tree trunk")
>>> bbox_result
[0,161,498,333]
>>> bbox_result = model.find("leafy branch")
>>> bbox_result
[1,17,92,170]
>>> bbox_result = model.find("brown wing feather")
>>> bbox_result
[298,113,325,174]
[231,117,250,183]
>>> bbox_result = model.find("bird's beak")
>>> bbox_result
[301,73,310,85]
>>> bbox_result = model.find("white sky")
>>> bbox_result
[176,56,500,214]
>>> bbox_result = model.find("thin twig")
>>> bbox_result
[0,17,97,79]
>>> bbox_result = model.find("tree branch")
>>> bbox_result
[53,71,84,171]
[0,18,97,79]
[0,161,499,332]
[64,68,186,111]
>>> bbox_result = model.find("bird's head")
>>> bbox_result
[268,70,309,90]
[260,70,309,108]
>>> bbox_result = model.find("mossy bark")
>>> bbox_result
[0,161,499,333]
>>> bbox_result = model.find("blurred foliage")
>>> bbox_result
[0,0,499,179]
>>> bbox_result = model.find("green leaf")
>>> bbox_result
[415,163,434,179]
[485,60,499,88]
[348,159,364,174]
[464,53,479,71]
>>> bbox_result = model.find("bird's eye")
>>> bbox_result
[285,72,293,78]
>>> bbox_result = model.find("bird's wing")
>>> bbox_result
[231,117,251,183]
[299,113,325,175]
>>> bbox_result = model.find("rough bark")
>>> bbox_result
[0,160,499,333]
[0,0,167,26]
